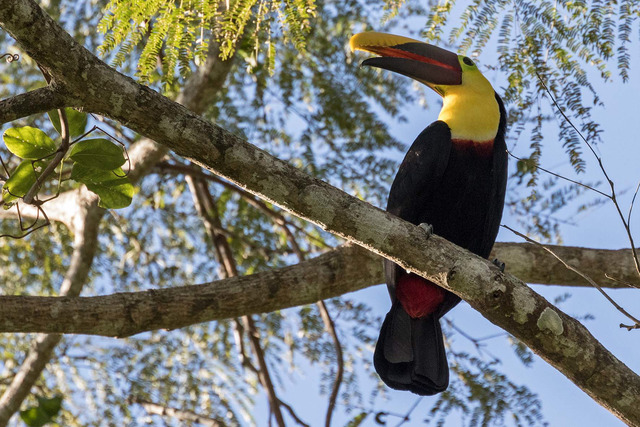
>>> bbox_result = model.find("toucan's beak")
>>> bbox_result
[350,32,462,88]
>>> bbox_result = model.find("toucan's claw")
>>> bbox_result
[419,223,434,238]
[492,258,505,272]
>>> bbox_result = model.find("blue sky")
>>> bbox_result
[252,29,640,427]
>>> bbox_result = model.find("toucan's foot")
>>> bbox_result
[492,258,506,272]
[419,223,433,238]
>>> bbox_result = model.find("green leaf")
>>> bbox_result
[48,108,88,138]
[37,395,63,417]
[19,407,49,427]
[19,395,62,427]
[346,412,369,427]
[2,160,48,204]
[69,138,126,170]
[3,127,57,160]
[71,164,134,209]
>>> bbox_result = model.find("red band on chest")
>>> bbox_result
[452,138,494,157]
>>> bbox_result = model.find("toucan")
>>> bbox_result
[350,32,508,395]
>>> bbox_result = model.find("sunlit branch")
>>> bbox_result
[504,225,640,330]
[534,70,640,281]
[185,174,288,427]
[130,397,225,427]
[0,86,67,124]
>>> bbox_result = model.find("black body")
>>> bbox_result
[374,94,508,395]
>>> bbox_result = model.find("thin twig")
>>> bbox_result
[277,398,310,427]
[627,179,640,227]
[185,175,288,427]
[317,300,344,427]
[23,108,69,205]
[535,71,640,280]
[504,225,640,330]
[506,150,608,198]
[156,161,332,249]
[394,397,423,427]
[130,397,224,427]
[240,182,344,427]
[443,319,502,362]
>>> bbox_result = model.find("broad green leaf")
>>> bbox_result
[19,407,49,427]
[71,164,134,209]
[48,108,88,138]
[36,395,63,417]
[2,160,48,204]
[3,126,57,160]
[19,395,62,427]
[69,138,125,170]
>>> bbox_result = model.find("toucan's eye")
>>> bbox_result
[463,57,474,66]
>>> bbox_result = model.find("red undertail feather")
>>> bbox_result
[396,275,445,318]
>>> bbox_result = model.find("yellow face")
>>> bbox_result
[350,32,501,142]
[436,56,500,142]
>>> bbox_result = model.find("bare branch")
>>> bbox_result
[186,174,287,427]
[535,71,640,280]
[490,242,640,289]
[131,397,225,427]
[277,398,310,427]
[2,1,640,423]
[0,86,67,124]
[504,226,640,330]
[0,190,101,427]
[0,244,373,335]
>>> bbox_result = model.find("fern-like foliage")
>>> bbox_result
[98,0,316,85]
[421,0,640,239]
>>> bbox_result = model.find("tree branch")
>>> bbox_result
[2,0,640,424]
[0,6,236,425]
[131,397,225,427]
[0,86,68,123]
[0,189,101,427]
[0,244,373,336]
[490,242,640,288]
[185,174,287,427]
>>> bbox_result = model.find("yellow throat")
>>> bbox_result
[435,62,500,142]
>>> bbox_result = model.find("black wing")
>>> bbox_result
[384,121,452,299]
[478,93,508,258]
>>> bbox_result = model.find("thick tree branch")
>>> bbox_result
[0,244,374,336]
[0,7,235,425]
[0,188,100,427]
[491,242,640,288]
[1,1,639,424]
[0,242,635,336]
[0,86,68,123]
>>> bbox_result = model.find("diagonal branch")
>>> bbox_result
[130,397,226,427]
[0,86,68,123]
[0,188,101,427]
[1,0,640,424]
[185,174,287,427]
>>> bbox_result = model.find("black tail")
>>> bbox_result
[374,301,448,395]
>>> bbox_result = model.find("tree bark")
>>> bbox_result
[1,1,639,425]
[0,4,236,425]
[0,188,100,427]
